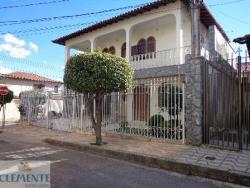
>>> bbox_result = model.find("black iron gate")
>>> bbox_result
[203,55,250,150]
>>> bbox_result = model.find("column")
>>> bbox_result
[65,46,70,64]
[125,27,133,122]
[125,27,132,61]
[90,38,96,52]
[176,10,184,64]
[126,88,133,122]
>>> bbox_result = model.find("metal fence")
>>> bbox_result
[203,53,250,150]
[20,77,185,143]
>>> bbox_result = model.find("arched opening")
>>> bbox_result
[109,46,116,55]
[121,42,126,58]
[137,39,146,55]
[147,36,156,53]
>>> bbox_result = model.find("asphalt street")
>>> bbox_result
[0,133,245,188]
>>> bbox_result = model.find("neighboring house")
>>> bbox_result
[234,34,250,82]
[52,0,235,135]
[0,72,63,122]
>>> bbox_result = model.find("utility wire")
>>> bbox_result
[1,1,248,37]
[208,0,248,7]
[213,9,250,26]
[0,3,147,26]
[0,21,98,35]
[0,0,70,10]
[0,0,247,26]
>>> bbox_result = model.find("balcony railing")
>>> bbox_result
[130,46,191,70]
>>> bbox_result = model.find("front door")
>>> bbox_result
[133,85,150,121]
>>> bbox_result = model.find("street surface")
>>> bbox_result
[0,133,245,188]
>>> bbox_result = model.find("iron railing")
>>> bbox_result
[130,46,191,70]
[20,77,185,143]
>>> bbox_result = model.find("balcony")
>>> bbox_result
[130,46,191,70]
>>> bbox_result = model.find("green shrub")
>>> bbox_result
[0,89,13,108]
[148,114,165,127]
[18,104,26,116]
[120,121,128,129]
[158,84,183,116]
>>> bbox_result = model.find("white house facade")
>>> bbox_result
[52,0,236,144]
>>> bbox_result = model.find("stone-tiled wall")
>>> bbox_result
[184,55,204,145]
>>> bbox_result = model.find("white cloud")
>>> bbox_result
[0,67,12,74]
[0,33,39,58]
[2,33,25,47]
[0,43,31,58]
[29,42,38,51]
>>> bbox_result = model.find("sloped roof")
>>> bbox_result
[233,34,250,44]
[5,72,63,84]
[52,0,229,45]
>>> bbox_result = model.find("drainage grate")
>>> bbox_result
[205,156,216,161]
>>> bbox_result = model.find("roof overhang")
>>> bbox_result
[234,34,250,57]
[52,0,229,46]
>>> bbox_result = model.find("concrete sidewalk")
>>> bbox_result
[2,125,250,186]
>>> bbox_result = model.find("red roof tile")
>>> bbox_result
[6,72,63,84]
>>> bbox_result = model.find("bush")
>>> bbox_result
[120,121,128,129]
[0,89,13,108]
[158,84,183,116]
[148,114,165,127]
[18,104,26,116]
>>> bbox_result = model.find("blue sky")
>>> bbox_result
[0,0,249,80]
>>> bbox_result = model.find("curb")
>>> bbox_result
[44,138,250,187]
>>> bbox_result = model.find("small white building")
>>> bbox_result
[0,72,63,123]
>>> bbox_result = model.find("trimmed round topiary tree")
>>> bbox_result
[64,51,133,145]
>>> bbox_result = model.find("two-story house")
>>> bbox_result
[52,0,235,142]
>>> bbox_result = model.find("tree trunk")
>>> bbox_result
[87,94,103,145]
[2,105,5,129]
[94,95,103,145]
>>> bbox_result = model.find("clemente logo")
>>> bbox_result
[17,162,32,172]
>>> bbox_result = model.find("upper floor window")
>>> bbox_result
[137,39,146,55]
[147,36,156,53]
[109,46,116,55]
[121,43,126,58]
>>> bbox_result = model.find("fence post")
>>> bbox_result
[47,92,50,129]
[238,55,243,150]
[28,96,31,126]
[80,94,83,132]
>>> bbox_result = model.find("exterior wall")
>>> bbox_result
[200,23,210,59]
[209,25,235,59]
[66,2,182,48]
[131,21,176,51]
[0,79,60,122]
[95,31,126,56]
